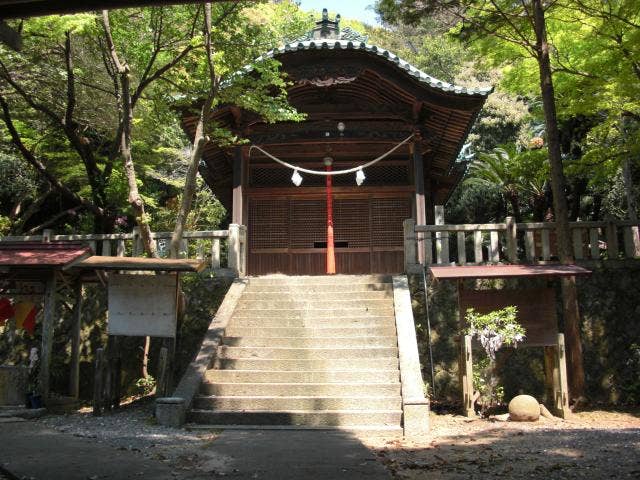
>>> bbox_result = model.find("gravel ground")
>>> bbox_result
[37,398,220,474]
[36,401,640,479]
[363,409,640,479]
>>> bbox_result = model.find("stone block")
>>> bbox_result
[155,397,186,427]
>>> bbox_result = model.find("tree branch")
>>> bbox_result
[0,94,103,217]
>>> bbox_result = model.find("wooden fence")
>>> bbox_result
[404,206,640,272]
[0,224,248,276]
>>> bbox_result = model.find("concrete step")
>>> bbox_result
[212,357,399,371]
[222,336,397,348]
[200,382,401,397]
[232,307,394,318]
[229,316,395,328]
[224,326,397,338]
[247,275,392,286]
[206,368,400,383]
[240,290,393,301]
[245,283,393,294]
[185,424,403,438]
[235,299,393,310]
[217,346,398,360]
[192,395,402,411]
[188,409,402,427]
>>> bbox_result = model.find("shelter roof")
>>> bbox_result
[429,264,592,280]
[75,256,205,273]
[0,242,92,268]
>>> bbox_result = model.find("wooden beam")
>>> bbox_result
[0,0,240,19]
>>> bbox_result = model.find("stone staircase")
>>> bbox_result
[188,275,403,434]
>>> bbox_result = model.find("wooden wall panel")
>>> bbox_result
[249,253,290,276]
[247,193,411,275]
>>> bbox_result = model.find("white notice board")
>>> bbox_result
[108,273,178,338]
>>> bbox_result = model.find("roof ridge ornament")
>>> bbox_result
[295,8,368,43]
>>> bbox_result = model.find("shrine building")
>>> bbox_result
[182,10,491,276]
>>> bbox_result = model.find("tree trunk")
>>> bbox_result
[170,3,216,258]
[532,0,585,400]
[101,10,157,258]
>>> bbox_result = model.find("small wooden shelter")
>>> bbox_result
[183,11,491,276]
[429,264,591,418]
[0,242,91,401]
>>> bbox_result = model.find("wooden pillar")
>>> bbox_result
[460,335,475,417]
[40,272,57,401]
[554,333,571,418]
[93,347,104,416]
[232,146,245,225]
[69,280,83,399]
[413,139,426,264]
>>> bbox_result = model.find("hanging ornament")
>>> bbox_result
[291,169,303,187]
[355,168,366,186]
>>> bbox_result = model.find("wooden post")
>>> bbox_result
[132,226,142,257]
[460,335,475,417]
[102,239,112,256]
[605,220,619,258]
[543,345,556,407]
[413,138,426,264]
[93,348,104,416]
[589,228,600,259]
[111,336,122,409]
[116,238,125,257]
[525,230,536,262]
[157,346,169,398]
[239,225,247,277]
[39,272,57,401]
[211,238,221,269]
[555,333,571,418]
[229,224,241,276]
[489,231,500,263]
[403,218,417,272]
[506,216,517,263]
[69,280,83,399]
[434,205,448,264]
[473,230,483,263]
[457,232,466,265]
[541,229,551,260]
[232,146,245,225]
[572,228,584,260]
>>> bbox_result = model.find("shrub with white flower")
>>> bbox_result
[464,306,526,415]
[465,306,525,359]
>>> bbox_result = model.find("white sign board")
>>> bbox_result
[108,274,178,338]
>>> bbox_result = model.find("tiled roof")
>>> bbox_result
[242,39,492,98]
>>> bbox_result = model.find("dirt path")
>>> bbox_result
[364,410,640,479]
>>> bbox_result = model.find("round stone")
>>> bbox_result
[508,395,540,422]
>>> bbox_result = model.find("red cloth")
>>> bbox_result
[0,298,14,326]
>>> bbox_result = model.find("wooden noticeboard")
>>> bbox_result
[458,288,558,347]
[107,273,178,338]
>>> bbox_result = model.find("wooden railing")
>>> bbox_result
[404,206,640,272]
[0,224,248,276]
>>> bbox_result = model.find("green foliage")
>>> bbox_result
[135,375,156,396]
[465,306,524,359]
